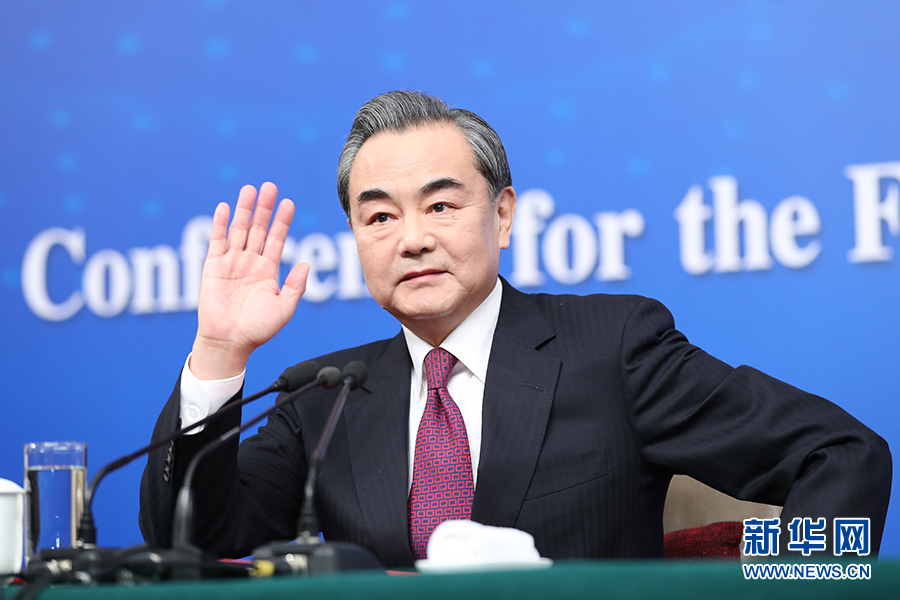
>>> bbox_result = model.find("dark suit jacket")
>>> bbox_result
[140,280,891,567]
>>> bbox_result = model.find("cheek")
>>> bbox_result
[453,239,493,276]
[356,241,386,284]
[464,220,502,261]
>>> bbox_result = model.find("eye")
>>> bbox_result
[432,203,447,213]
[371,212,390,224]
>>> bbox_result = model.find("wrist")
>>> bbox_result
[189,336,252,380]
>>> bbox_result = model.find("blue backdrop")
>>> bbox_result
[1,0,898,557]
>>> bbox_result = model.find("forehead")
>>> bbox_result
[348,124,480,194]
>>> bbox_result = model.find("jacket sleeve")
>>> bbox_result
[138,375,308,557]
[618,297,892,555]
[138,375,186,549]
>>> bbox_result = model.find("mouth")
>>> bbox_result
[399,269,445,283]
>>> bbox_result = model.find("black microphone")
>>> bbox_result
[170,366,343,555]
[252,361,382,575]
[75,361,319,548]
[296,361,367,541]
[15,362,323,589]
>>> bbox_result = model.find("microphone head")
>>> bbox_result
[341,361,368,390]
[278,361,320,392]
[317,366,343,390]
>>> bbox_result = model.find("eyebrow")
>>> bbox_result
[419,177,464,196]
[355,188,390,205]
[354,177,465,206]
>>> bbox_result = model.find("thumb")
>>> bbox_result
[280,262,311,309]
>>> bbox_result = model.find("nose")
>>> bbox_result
[398,213,436,256]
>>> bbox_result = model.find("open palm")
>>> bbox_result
[191,183,310,380]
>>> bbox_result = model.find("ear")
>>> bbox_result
[496,186,516,249]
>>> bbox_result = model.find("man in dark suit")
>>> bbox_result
[140,91,891,567]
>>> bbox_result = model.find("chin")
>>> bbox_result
[390,297,456,323]
[397,305,454,322]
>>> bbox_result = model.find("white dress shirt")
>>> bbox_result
[179,278,504,492]
[401,278,502,489]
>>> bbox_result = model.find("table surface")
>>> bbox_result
[3,560,897,600]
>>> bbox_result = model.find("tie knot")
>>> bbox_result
[424,347,457,390]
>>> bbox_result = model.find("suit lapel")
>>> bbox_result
[341,281,559,561]
[343,332,415,567]
[471,280,560,527]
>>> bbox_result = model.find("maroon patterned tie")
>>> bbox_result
[408,347,474,560]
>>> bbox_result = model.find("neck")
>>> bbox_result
[395,277,502,348]
[399,316,463,348]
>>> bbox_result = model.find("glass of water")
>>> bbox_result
[24,441,87,557]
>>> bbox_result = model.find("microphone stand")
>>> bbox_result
[18,362,320,589]
[168,366,343,580]
[252,361,382,575]
[78,360,321,548]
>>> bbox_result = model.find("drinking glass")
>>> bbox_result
[24,441,87,557]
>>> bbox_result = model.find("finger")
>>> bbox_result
[207,202,231,259]
[226,184,258,251]
[246,181,278,254]
[261,198,296,264]
[280,262,310,313]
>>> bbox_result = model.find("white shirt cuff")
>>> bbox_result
[179,353,245,434]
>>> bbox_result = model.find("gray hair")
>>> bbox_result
[337,90,512,218]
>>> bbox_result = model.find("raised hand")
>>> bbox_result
[190,182,310,380]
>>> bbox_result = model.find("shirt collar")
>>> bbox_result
[403,278,503,387]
